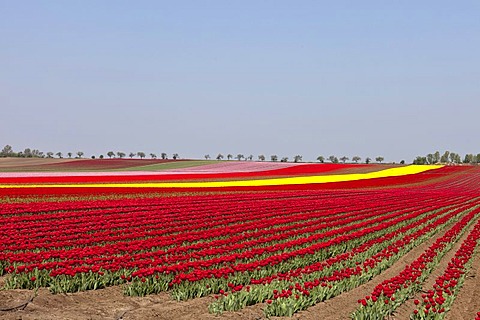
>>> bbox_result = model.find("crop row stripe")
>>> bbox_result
[0,165,443,188]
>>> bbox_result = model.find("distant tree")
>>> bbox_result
[400,160,405,164]
[67,152,72,158]
[227,154,233,160]
[236,154,244,161]
[463,154,474,164]
[316,156,325,163]
[352,156,361,163]
[29,149,44,158]
[22,148,32,158]
[281,157,289,162]
[204,154,211,160]
[375,156,384,163]
[137,152,146,159]
[150,153,157,159]
[440,151,450,163]
[172,153,179,160]
[117,152,126,159]
[449,152,457,163]
[247,155,253,161]
[293,155,302,163]
[454,153,461,164]
[161,153,168,160]
[46,152,54,158]
[477,154,480,164]
[129,152,135,159]
[271,155,278,162]
[91,155,95,159]
[258,155,266,161]
[56,152,63,158]
[0,145,14,157]
[413,156,427,165]
[99,155,104,159]
[328,155,338,163]
[433,151,440,163]
[76,151,84,158]
[365,157,371,164]
[340,156,349,163]
[216,153,224,160]
[426,153,434,164]
[107,151,115,159]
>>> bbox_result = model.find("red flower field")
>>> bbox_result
[0,160,479,319]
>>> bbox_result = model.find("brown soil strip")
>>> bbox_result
[0,158,75,168]
[0,285,266,320]
[392,216,480,319]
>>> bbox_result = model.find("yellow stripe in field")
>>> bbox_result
[0,165,443,189]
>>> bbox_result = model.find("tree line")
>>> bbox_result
[413,151,480,165]
[2,145,478,165]
[0,145,179,160]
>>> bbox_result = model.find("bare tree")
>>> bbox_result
[328,155,338,163]
[352,156,361,163]
[339,156,349,163]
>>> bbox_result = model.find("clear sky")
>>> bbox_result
[1,1,479,162]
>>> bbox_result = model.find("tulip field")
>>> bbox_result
[0,159,479,319]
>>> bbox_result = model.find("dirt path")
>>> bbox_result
[0,282,267,320]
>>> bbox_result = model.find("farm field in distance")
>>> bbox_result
[0,158,479,320]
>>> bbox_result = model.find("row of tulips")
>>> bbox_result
[351,206,480,319]
[410,217,480,319]
[209,200,475,316]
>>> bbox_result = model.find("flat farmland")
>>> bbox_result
[0,159,479,320]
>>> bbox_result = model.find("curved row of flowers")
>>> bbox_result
[351,206,480,319]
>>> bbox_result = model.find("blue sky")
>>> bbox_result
[1,1,479,162]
